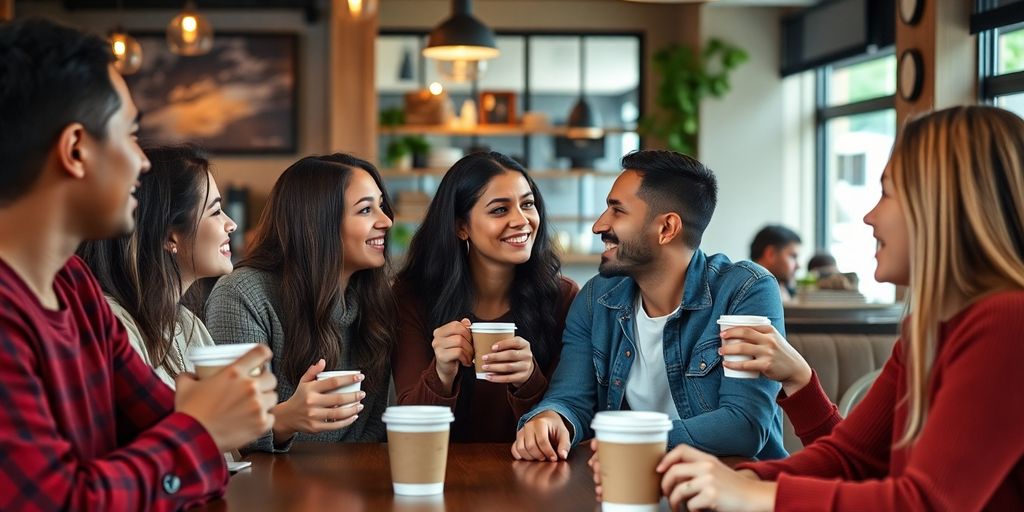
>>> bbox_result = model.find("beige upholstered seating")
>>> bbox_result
[781,333,897,454]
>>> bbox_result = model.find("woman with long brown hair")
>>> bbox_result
[638,105,1024,511]
[205,153,396,452]
[78,144,237,387]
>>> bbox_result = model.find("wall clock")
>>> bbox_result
[899,0,924,25]
[898,49,924,101]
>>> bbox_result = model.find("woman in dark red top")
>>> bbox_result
[648,106,1024,511]
[392,152,578,442]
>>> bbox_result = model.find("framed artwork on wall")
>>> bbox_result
[479,90,517,125]
[124,32,298,154]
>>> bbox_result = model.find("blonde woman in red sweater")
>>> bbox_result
[650,105,1024,511]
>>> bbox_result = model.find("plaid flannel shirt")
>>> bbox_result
[0,256,227,511]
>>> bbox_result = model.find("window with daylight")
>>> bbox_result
[816,53,896,303]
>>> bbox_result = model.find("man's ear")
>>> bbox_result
[657,212,684,246]
[56,123,89,179]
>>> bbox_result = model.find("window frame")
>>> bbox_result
[814,51,896,246]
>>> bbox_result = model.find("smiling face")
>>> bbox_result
[174,173,237,284]
[863,166,911,286]
[459,171,540,269]
[341,168,392,275]
[78,66,151,238]
[592,170,656,277]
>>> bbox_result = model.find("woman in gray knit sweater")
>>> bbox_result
[206,154,396,453]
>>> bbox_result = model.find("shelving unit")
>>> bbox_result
[379,124,636,137]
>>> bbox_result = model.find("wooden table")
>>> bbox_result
[198,442,617,512]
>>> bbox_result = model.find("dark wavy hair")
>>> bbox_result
[78,144,211,377]
[240,153,396,389]
[395,152,563,365]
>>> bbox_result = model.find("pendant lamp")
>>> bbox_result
[167,1,213,56]
[422,0,499,62]
[566,36,602,139]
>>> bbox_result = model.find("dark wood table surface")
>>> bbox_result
[197,442,617,512]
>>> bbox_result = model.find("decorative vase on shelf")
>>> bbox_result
[460,99,478,129]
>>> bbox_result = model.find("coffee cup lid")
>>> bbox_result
[591,411,673,434]
[469,322,516,333]
[716,315,771,327]
[187,343,259,363]
[316,370,361,379]
[382,406,454,425]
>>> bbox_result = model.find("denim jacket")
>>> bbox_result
[519,250,788,460]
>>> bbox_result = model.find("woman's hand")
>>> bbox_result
[432,319,474,393]
[481,336,535,387]
[271,359,365,443]
[719,324,812,396]
[658,444,776,512]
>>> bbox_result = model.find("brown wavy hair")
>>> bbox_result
[240,153,396,389]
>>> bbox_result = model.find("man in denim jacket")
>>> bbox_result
[513,150,787,461]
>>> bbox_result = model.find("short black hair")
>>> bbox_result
[0,18,120,205]
[807,252,837,272]
[750,225,802,260]
[621,150,718,249]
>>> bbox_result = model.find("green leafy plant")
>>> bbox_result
[385,135,430,168]
[641,38,749,155]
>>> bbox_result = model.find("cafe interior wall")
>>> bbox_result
[16,1,812,274]
[698,5,816,268]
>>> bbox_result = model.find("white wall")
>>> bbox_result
[698,6,816,264]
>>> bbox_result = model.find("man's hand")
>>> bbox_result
[512,410,571,462]
[175,345,278,452]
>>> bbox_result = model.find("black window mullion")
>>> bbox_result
[815,67,829,250]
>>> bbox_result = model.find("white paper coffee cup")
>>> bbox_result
[717,315,771,378]
[383,406,455,496]
[591,411,672,512]
[316,370,362,395]
[469,322,516,380]
[187,343,261,379]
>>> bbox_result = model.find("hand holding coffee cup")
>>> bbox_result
[468,322,516,380]
[176,344,278,453]
[430,319,474,392]
[479,334,534,386]
[716,315,771,378]
[717,324,812,395]
[271,359,366,442]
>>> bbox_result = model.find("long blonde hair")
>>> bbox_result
[891,105,1024,445]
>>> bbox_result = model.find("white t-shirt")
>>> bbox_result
[624,295,682,420]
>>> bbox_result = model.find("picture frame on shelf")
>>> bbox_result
[479,90,517,125]
[124,32,298,154]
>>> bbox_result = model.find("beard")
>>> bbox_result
[598,232,654,277]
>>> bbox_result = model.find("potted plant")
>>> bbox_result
[640,38,749,156]
[385,135,431,170]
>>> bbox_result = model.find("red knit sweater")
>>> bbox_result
[739,291,1024,511]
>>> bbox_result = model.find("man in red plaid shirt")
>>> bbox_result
[0,19,279,510]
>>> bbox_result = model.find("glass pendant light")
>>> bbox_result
[345,0,377,20]
[167,1,213,56]
[109,29,143,75]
